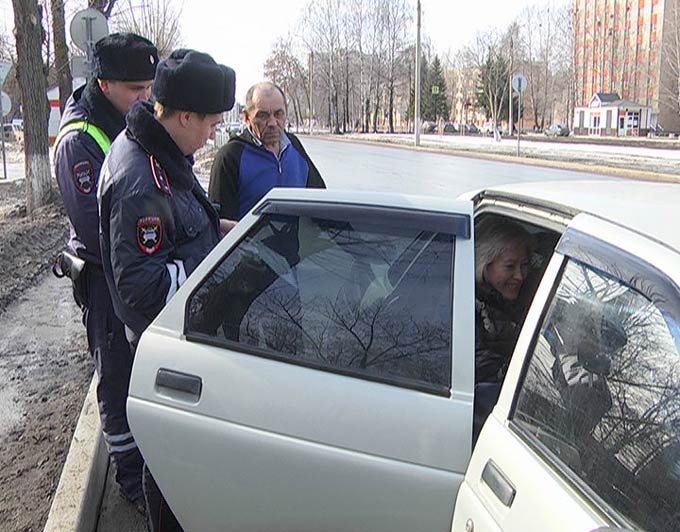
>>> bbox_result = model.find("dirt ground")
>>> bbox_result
[0,143,216,532]
[0,160,92,532]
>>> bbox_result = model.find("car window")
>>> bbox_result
[512,258,680,531]
[186,213,455,393]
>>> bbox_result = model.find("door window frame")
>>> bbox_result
[506,226,680,528]
[182,199,471,397]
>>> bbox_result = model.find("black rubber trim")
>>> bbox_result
[156,368,202,397]
[481,459,516,507]
[254,200,471,238]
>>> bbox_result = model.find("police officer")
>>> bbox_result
[98,49,236,532]
[54,32,158,509]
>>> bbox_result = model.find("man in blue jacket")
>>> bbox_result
[98,49,236,532]
[53,32,158,510]
[208,81,325,221]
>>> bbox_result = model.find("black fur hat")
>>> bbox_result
[94,33,158,81]
[152,49,236,114]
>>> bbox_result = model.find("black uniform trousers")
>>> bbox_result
[84,266,144,501]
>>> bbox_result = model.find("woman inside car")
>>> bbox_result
[473,217,532,441]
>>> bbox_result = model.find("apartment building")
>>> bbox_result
[574,0,680,134]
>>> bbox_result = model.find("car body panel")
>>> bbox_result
[128,181,680,531]
[454,210,680,531]
[128,188,476,531]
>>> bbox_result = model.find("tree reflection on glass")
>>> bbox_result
[515,259,680,532]
[188,214,454,390]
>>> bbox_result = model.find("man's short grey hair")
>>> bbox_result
[244,81,288,113]
[474,217,532,285]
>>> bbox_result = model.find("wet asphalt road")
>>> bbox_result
[200,136,616,194]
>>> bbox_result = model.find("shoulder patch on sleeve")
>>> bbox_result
[137,216,163,255]
[150,155,172,196]
[72,160,95,194]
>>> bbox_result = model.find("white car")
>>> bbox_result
[128,180,680,532]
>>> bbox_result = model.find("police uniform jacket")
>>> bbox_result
[55,79,126,265]
[98,101,220,337]
[208,128,325,220]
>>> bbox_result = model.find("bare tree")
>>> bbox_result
[12,0,52,214]
[661,0,680,121]
[88,0,117,18]
[383,0,411,133]
[264,36,309,128]
[112,0,183,57]
[50,0,71,113]
[0,29,14,62]
[464,30,510,133]
[517,4,554,130]
[303,0,344,133]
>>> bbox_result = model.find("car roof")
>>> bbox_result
[484,179,680,252]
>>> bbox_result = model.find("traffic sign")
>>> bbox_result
[1,92,10,117]
[0,63,11,86]
[431,85,440,95]
[71,55,92,78]
[512,74,528,93]
[70,8,108,51]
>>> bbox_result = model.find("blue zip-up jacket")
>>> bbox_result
[208,129,325,220]
[54,79,126,265]
[98,101,220,337]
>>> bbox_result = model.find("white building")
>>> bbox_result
[573,92,656,137]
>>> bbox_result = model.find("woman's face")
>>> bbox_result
[484,246,529,301]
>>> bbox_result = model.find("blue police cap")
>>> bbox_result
[94,33,158,81]
[152,49,236,114]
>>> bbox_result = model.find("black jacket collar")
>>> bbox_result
[79,79,127,142]
[125,101,195,191]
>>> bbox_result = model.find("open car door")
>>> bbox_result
[128,188,477,532]
[453,214,680,532]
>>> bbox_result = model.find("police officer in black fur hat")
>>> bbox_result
[98,49,236,532]
[53,32,158,512]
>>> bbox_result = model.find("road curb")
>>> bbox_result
[44,376,109,532]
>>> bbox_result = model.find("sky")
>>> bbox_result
[181,0,553,103]
[0,0,563,103]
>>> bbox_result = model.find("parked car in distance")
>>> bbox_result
[128,181,680,532]
[421,120,437,133]
[545,123,570,137]
[481,121,502,136]
[464,122,479,134]
[2,122,22,143]
[443,122,457,134]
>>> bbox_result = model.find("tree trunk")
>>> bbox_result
[50,0,72,113]
[13,0,52,216]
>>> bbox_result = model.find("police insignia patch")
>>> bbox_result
[72,160,95,194]
[137,216,163,255]
[150,155,172,195]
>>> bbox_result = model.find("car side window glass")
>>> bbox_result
[186,213,454,392]
[513,258,680,531]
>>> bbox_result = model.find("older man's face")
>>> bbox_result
[244,88,286,149]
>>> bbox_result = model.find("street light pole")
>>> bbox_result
[415,0,421,147]
[508,35,513,136]
[309,52,314,135]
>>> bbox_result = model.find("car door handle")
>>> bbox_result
[155,368,202,400]
[481,460,516,507]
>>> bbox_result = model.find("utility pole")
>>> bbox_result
[508,35,514,136]
[415,0,421,147]
[309,52,314,135]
